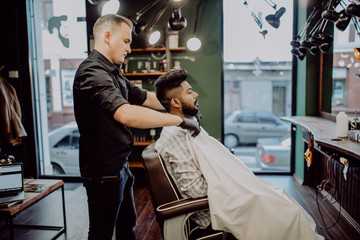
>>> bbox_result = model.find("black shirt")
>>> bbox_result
[73,50,147,177]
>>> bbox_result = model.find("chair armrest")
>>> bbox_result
[156,196,209,221]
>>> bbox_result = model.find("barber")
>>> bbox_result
[73,14,200,240]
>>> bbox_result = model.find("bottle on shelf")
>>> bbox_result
[336,111,349,137]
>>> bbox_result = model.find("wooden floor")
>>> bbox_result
[0,171,359,240]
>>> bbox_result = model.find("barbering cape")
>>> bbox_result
[185,129,324,240]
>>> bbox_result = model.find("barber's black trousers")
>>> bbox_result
[84,164,137,240]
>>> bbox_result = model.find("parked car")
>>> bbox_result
[255,135,291,171]
[48,121,80,175]
[224,110,290,148]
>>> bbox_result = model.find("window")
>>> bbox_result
[235,113,256,123]
[54,131,79,149]
[331,19,360,115]
[223,0,293,173]
[257,115,277,125]
[27,0,87,176]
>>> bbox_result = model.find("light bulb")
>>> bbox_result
[148,31,161,45]
[101,0,120,16]
[187,37,202,51]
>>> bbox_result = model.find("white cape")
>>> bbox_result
[185,130,324,240]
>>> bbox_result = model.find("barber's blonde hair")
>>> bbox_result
[93,14,133,40]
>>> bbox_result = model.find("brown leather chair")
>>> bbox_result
[141,143,232,240]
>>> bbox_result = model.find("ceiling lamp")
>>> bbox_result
[128,0,162,36]
[265,0,276,10]
[291,6,321,60]
[321,9,340,22]
[168,0,188,31]
[335,9,352,32]
[168,7,187,31]
[346,3,360,18]
[263,0,277,10]
[101,0,120,16]
[265,7,286,29]
[243,1,264,30]
[88,0,120,16]
[146,0,170,45]
[187,0,203,51]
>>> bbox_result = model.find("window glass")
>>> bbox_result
[28,0,87,176]
[332,18,360,116]
[257,115,277,125]
[223,0,293,173]
[235,113,256,123]
[54,136,71,149]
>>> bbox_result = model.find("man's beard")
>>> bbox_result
[181,99,199,116]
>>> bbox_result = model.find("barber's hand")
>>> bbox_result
[179,117,201,137]
[195,111,202,124]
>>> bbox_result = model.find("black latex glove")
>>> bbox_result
[179,117,201,137]
[195,111,202,124]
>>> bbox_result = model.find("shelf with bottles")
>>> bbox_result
[134,140,156,146]
[129,162,143,168]
[122,45,186,76]
[129,128,160,168]
[131,47,186,52]
[132,128,159,144]
[123,72,165,77]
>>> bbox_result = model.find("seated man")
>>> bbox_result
[154,69,324,240]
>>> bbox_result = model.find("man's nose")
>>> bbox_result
[194,92,198,98]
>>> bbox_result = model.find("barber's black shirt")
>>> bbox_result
[73,50,147,177]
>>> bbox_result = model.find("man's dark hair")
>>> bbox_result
[155,69,188,112]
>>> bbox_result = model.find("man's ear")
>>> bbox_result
[170,98,181,109]
[104,31,111,44]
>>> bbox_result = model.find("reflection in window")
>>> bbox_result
[332,21,360,114]
[332,78,346,107]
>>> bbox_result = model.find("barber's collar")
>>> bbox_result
[91,49,122,75]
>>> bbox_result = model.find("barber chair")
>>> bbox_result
[141,143,233,240]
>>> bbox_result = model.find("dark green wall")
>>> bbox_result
[294,0,334,180]
[86,0,223,139]
[294,2,321,180]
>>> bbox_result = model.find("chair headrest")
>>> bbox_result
[142,143,180,208]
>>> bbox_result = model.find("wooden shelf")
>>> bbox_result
[134,140,155,146]
[129,162,143,168]
[131,47,186,52]
[124,72,165,77]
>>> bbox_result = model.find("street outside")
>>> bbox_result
[232,146,261,171]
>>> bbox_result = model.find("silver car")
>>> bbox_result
[48,121,80,175]
[224,110,290,148]
[255,135,291,171]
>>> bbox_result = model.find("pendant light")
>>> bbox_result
[168,0,189,31]
[101,0,120,16]
[265,7,286,29]
[88,0,121,16]
[128,0,162,36]
[146,0,170,45]
[263,0,277,10]
[187,0,203,51]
